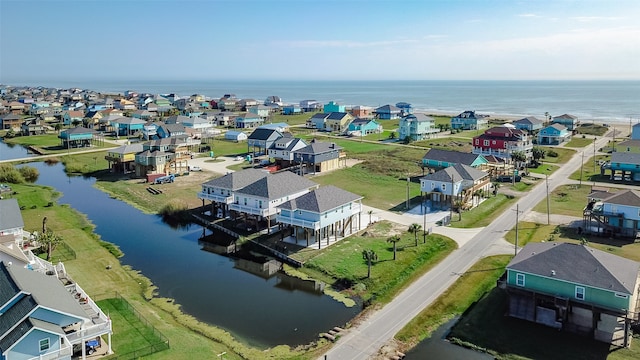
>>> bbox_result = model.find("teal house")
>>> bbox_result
[347,118,380,135]
[602,152,640,182]
[235,113,264,129]
[398,113,439,141]
[421,149,488,170]
[323,101,345,113]
[537,124,570,145]
[505,242,640,346]
[58,127,96,148]
[112,117,146,136]
[551,113,580,131]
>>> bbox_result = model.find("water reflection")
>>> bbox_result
[28,161,359,348]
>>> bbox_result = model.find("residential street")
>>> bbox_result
[320,133,614,360]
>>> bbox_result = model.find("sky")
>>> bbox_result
[1,0,639,83]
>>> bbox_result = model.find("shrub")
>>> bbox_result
[547,150,558,157]
[159,199,189,216]
[0,164,25,183]
[18,166,39,182]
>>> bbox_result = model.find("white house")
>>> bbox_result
[420,164,490,210]
[267,134,307,166]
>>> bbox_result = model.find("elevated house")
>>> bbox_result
[503,242,640,347]
[374,105,401,120]
[420,164,490,210]
[156,123,187,138]
[632,123,640,140]
[229,172,319,232]
[306,113,330,129]
[398,113,439,141]
[347,118,380,136]
[277,186,363,248]
[584,189,640,238]
[181,117,213,132]
[293,140,345,174]
[551,114,580,131]
[235,113,264,129]
[62,111,85,126]
[324,112,353,133]
[451,110,488,130]
[512,116,544,132]
[395,102,413,116]
[214,111,237,127]
[0,261,113,360]
[268,134,307,167]
[135,136,195,177]
[224,130,248,142]
[350,105,373,119]
[104,143,144,173]
[472,125,533,161]
[0,114,22,130]
[421,149,488,170]
[264,96,283,107]
[300,100,321,112]
[601,152,640,181]
[198,169,269,219]
[323,101,345,113]
[538,124,570,145]
[111,117,146,136]
[282,104,302,115]
[20,118,46,136]
[131,110,154,120]
[247,128,282,158]
[58,127,96,148]
[238,98,259,110]
[247,104,271,118]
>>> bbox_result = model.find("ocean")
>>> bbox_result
[9,79,640,123]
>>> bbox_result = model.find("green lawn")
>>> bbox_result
[568,155,612,182]
[205,138,249,157]
[379,119,400,130]
[531,184,592,217]
[412,137,473,153]
[564,137,594,148]
[270,113,314,126]
[396,255,512,347]
[540,147,576,164]
[576,123,609,136]
[97,297,170,359]
[450,194,517,228]
[4,133,115,155]
[297,221,457,304]
[527,164,558,175]
[448,287,640,360]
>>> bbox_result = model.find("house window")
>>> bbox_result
[244,198,247,206]
[492,140,496,145]
[575,286,585,300]
[615,292,628,299]
[431,182,435,189]
[442,184,446,191]
[516,273,525,286]
[39,338,50,352]
[483,140,489,146]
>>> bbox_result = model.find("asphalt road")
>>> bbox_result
[321,133,614,360]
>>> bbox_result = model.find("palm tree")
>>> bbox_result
[453,199,464,220]
[492,181,500,196]
[37,230,63,261]
[544,112,550,126]
[386,235,401,260]
[408,223,422,246]
[362,249,378,278]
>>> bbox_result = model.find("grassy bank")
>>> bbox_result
[449,194,517,228]
[296,221,457,305]
[395,255,512,349]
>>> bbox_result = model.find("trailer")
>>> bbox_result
[153,174,175,184]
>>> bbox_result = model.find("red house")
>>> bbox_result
[472,125,533,160]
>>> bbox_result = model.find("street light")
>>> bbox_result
[545,171,550,225]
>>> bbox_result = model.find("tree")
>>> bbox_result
[511,150,527,169]
[492,181,500,196]
[453,199,464,220]
[37,230,63,261]
[362,249,378,278]
[389,131,396,140]
[54,123,63,133]
[532,147,546,165]
[408,223,422,246]
[386,235,401,260]
[367,210,373,225]
[544,111,550,126]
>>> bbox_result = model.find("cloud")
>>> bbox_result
[276,38,419,48]
[570,16,623,22]
[518,13,539,18]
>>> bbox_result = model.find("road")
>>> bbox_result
[321,133,614,360]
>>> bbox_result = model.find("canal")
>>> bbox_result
[2,146,360,348]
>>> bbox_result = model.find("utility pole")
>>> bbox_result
[546,173,550,225]
[406,177,410,210]
[593,136,597,173]
[579,151,584,186]
[513,204,522,256]
[423,193,427,243]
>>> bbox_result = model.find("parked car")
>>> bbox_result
[497,175,521,182]
[188,166,202,172]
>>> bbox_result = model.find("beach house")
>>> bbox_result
[198,169,269,219]
[450,111,488,130]
[503,242,640,347]
[268,134,307,167]
[551,114,580,131]
[420,164,490,210]
[421,149,488,170]
[277,186,364,248]
[398,113,439,141]
[104,143,144,173]
[293,140,345,174]
[472,125,533,160]
[584,189,640,237]
[512,116,544,132]
[374,105,401,120]
[537,124,571,145]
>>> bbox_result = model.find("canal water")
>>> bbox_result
[14,157,359,348]
[0,139,35,161]
[404,318,492,360]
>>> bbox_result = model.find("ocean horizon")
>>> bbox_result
[4,79,640,124]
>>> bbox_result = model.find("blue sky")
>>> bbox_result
[1,0,639,82]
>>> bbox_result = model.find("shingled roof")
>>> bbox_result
[202,168,268,191]
[422,149,483,166]
[0,199,24,233]
[611,152,640,166]
[601,189,640,207]
[507,242,640,294]
[421,163,488,183]
[278,185,362,213]
[235,172,318,200]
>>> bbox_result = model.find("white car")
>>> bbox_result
[189,166,202,172]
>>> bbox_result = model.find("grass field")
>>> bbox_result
[564,137,594,148]
[528,164,558,175]
[412,137,473,153]
[296,221,457,304]
[449,194,517,228]
[395,255,512,348]
[568,154,612,182]
[576,123,609,136]
[540,147,576,164]
[532,184,592,217]
[4,133,115,155]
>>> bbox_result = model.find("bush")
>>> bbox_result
[159,199,189,216]
[547,150,558,157]
[18,166,39,182]
[0,164,25,183]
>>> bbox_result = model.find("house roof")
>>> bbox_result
[403,113,433,122]
[294,141,342,155]
[310,113,330,120]
[0,261,21,306]
[108,143,144,155]
[203,168,268,191]
[165,115,191,124]
[114,117,146,125]
[1,114,21,121]
[0,199,24,232]
[513,116,543,125]
[453,110,486,119]
[601,189,640,207]
[618,139,640,148]
[422,149,484,166]
[0,294,37,339]
[326,112,350,120]
[375,104,400,113]
[421,163,487,183]
[235,172,318,200]
[507,242,640,294]
[5,262,89,320]
[278,185,362,213]
[546,123,567,131]
[611,152,640,166]
[553,113,578,120]
[247,128,282,141]
[161,123,186,134]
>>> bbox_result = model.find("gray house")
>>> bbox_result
[293,140,345,174]
[247,128,283,159]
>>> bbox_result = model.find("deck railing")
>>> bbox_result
[26,344,72,360]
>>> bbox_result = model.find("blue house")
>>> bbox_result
[603,152,640,182]
[112,117,146,136]
[374,105,401,120]
[156,123,187,138]
[277,186,364,248]
[631,123,640,140]
[58,127,96,148]
[421,149,488,170]
[512,116,544,132]
[0,261,113,360]
[282,104,302,115]
[395,102,413,116]
[398,113,439,141]
[307,113,330,129]
[538,124,570,145]
[347,118,380,135]
[451,111,488,130]
[235,113,264,129]
[323,101,345,113]
[551,114,580,131]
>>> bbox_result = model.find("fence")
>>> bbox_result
[94,292,170,360]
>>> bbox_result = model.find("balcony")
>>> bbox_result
[198,191,233,204]
[64,283,112,344]
[276,215,320,230]
[229,203,272,217]
[26,344,72,360]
